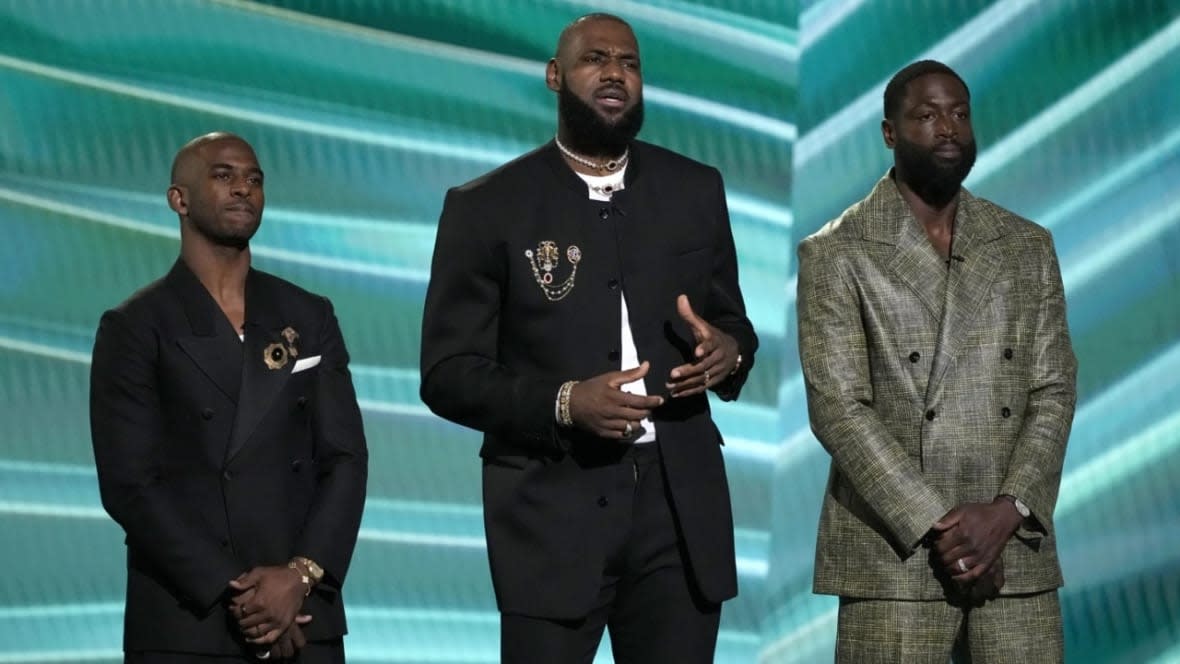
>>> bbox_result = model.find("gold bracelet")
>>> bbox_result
[287,561,312,597]
[292,556,324,583]
[558,380,578,427]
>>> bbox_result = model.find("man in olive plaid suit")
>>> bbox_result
[796,60,1077,662]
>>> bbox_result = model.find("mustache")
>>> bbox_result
[594,84,629,100]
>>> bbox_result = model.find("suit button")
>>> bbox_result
[608,350,620,362]
[291,459,303,472]
[1001,407,1011,418]
[296,396,308,409]
[607,278,620,291]
[201,408,214,420]
[1003,348,1013,360]
[222,470,233,481]
[925,410,936,421]
[220,538,230,548]
[597,496,609,507]
[599,208,610,219]
[909,352,920,363]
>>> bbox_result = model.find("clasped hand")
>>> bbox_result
[929,498,1024,600]
[228,565,313,657]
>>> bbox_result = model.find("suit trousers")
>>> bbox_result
[835,590,1063,664]
[126,640,344,664]
[500,442,721,664]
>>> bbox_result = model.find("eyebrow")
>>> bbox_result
[209,162,264,175]
[584,47,638,58]
[911,98,969,108]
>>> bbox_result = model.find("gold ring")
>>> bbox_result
[704,370,711,385]
[623,422,633,437]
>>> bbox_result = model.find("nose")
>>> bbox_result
[599,58,624,82]
[935,113,957,139]
[230,176,253,196]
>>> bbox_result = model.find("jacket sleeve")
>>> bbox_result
[796,235,950,556]
[704,171,758,402]
[999,234,1077,538]
[89,309,245,611]
[294,297,369,589]
[419,187,564,453]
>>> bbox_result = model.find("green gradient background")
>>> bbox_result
[0,1,1176,662]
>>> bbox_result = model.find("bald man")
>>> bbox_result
[90,132,368,662]
[420,14,757,663]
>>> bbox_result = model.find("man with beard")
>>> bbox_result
[420,13,757,664]
[90,132,368,662]
[796,60,1077,662]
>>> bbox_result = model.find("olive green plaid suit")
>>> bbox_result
[796,173,1076,657]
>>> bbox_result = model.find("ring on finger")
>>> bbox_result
[704,369,711,385]
[957,558,968,573]
[623,422,633,437]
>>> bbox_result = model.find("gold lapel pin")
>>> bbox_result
[281,326,300,358]
[524,241,582,301]
[263,342,289,370]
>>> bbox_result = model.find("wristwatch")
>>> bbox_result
[293,556,325,584]
[1000,494,1030,519]
[286,561,312,596]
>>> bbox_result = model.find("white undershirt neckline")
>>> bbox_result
[579,170,626,202]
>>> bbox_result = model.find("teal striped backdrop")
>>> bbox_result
[0,1,1176,662]
[766,2,1180,663]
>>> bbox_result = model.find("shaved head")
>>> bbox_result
[555,13,633,61]
[170,131,253,186]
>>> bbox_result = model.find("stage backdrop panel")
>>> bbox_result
[764,2,1180,663]
[3,2,1177,663]
[0,1,791,662]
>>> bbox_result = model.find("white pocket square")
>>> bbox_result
[292,355,321,373]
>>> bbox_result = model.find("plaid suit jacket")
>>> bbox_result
[797,173,1077,599]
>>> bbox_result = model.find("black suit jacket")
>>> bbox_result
[420,141,758,619]
[90,259,368,653]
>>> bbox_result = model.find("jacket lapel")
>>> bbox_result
[225,269,293,463]
[926,190,1007,397]
[868,176,947,324]
[168,261,243,404]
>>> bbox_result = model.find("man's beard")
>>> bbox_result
[558,81,644,157]
[894,135,977,207]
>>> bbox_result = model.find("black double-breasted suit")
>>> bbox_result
[89,260,367,653]
[420,141,758,620]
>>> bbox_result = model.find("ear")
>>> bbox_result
[167,185,186,215]
[881,118,896,149]
[546,58,561,93]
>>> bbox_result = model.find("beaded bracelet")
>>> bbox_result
[557,380,579,427]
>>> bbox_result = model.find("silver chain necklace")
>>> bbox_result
[555,136,629,172]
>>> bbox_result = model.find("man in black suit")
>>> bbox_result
[90,132,368,662]
[420,14,758,663]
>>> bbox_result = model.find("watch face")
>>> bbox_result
[302,558,324,580]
